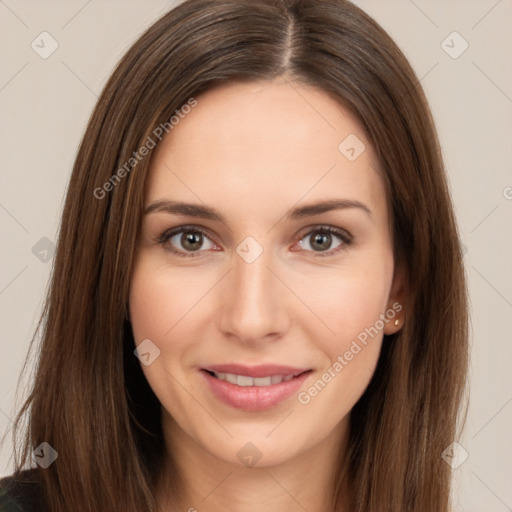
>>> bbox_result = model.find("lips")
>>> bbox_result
[200,364,312,411]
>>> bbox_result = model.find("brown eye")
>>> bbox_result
[298,227,352,255]
[158,227,217,257]
[180,231,204,251]
[309,232,334,251]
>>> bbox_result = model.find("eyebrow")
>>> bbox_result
[144,198,372,222]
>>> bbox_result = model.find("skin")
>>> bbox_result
[129,77,404,512]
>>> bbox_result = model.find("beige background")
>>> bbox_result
[1,1,511,510]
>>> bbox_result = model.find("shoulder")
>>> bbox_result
[0,469,43,512]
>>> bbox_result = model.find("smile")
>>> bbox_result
[210,371,299,386]
[200,364,312,411]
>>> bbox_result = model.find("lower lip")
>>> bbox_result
[201,370,311,411]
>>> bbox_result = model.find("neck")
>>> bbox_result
[155,412,351,512]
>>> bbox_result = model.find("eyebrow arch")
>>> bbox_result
[143,198,372,222]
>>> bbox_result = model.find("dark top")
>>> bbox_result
[0,469,42,512]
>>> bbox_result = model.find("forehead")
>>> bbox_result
[145,79,387,224]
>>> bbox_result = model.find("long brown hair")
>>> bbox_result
[6,0,469,510]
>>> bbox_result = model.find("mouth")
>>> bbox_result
[199,364,313,411]
[203,369,307,386]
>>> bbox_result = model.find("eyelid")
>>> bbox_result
[155,224,219,257]
[156,224,353,257]
[294,224,353,257]
[296,224,353,244]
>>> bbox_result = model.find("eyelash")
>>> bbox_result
[155,224,353,258]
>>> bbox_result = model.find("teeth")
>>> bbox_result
[225,373,237,385]
[212,372,298,387]
[237,375,253,387]
[254,377,272,386]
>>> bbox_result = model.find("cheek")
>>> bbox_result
[128,257,198,416]
[293,273,392,427]
[129,279,167,342]
[305,262,393,344]
[129,256,202,343]
[298,255,394,402]
[128,258,187,390]
[128,255,217,376]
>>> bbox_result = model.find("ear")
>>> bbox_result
[383,264,406,335]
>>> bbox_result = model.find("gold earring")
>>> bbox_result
[394,319,399,326]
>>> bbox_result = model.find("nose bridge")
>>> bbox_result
[218,241,288,342]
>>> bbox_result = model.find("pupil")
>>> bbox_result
[182,232,202,251]
[311,232,331,251]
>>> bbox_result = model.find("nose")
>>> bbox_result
[217,245,291,346]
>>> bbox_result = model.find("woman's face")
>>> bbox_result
[129,78,403,468]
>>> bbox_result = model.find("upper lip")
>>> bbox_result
[202,364,311,378]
